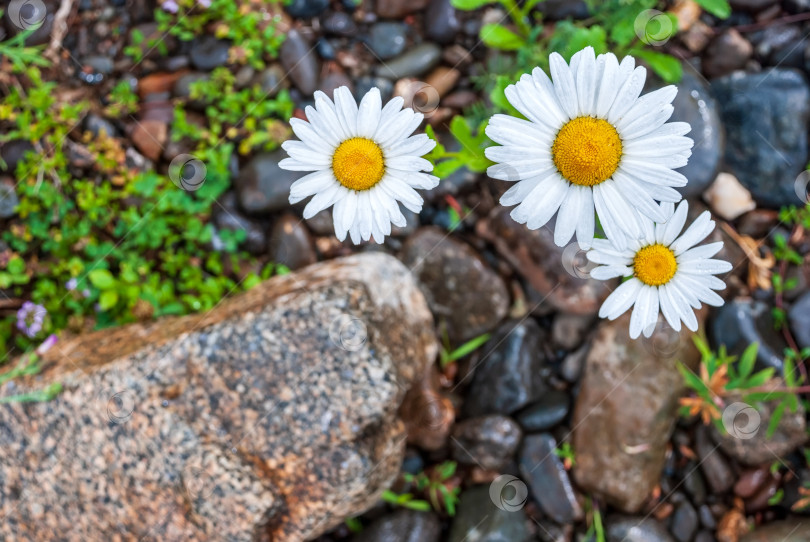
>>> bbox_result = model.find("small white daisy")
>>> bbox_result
[280,86,438,244]
[587,201,732,339]
[485,46,694,250]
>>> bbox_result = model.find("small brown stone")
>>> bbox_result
[131,119,167,161]
[138,70,189,98]
[424,66,460,98]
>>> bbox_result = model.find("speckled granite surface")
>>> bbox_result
[0,253,437,542]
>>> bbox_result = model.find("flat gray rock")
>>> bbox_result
[0,253,437,541]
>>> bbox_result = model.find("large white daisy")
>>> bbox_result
[485,46,694,250]
[281,86,438,244]
[587,201,732,339]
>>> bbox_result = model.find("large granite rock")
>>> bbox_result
[0,253,437,541]
[572,313,702,513]
[711,69,810,208]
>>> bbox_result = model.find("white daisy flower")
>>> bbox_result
[587,201,732,339]
[281,86,438,244]
[485,46,694,250]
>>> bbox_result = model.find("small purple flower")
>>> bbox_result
[66,277,78,291]
[161,0,179,13]
[36,334,59,355]
[197,0,211,7]
[16,301,47,338]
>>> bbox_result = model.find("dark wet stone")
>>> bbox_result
[268,214,317,270]
[400,227,509,344]
[315,38,336,60]
[280,29,320,96]
[746,474,782,512]
[784,0,810,13]
[0,139,35,173]
[752,25,804,68]
[449,486,531,542]
[320,71,353,99]
[695,425,734,494]
[710,379,808,466]
[376,43,442,79]
[213,192,267,255]
[0,178,18,219]
[253,65,288,98]
[740,519,810,541]
[368,22,408,60]
[284,0,329,18]
[355,509,441,542]
[354,76,394,103]
[572,313,703,513]
[695,532,714,542]
[515,390,569,432]
[519,434,582,525]
[173,73,210,103]
[670,502,698,542]
[698,505,716,529]
[400,366,454,451]
[83,55,114,74]
[710,299,787,372]
[667,68,724,198]
[425,0,461,44]
[451,415,522,471]
[234,148,301,215]
[788,291,810,350]
[536,0,590,19]
[463,319,548,417]
[189,35,231,70]
[551,313,593,350]
[711,69,810,208]
[682,462,707,505]
[321,11,358,36]
[560,344,588,383]
[702,29,753,79]
[376,0,430,18]
[84,114,118,138]
[608,517,674,542]
[0,253,437,541]
[477,208,614,316]
[734,468,770,498]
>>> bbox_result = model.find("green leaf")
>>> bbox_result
[433,159,464,179]
[445,333,491,364]
[99,290,119,310]
[741,368,775,389]
[695,0,731,19]
[630,48,682,83]
[480,23,526,51]
[677,361,708,394]
[450,0,492,9]
[766,400,787,439]
[89,269,115,289]
[738,342,758,379]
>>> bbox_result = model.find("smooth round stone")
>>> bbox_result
[253,65,288,98]
[788,291,810,350]
[284,0,329,18]
[321,11,358,36]
[368,22,408,60]
[280,29,320,95]
[424,0,460,44]
[375,43,442,79]
[515,390,570,431]
[189,35,230,70]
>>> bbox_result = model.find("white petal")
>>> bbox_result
[334,86,359,136]
[531,67,568,127]
[303,183,344,219]
[591,265,631,280]
[356,87,382,138]
[607,66,646,125]
[658,284,682,332]
[555,185,583,246]
[279,158,324,172]
[289,169,337,202]
[595,53,621,118]
[305,105,341,147]
[575,186,595,249]
[575,46,597,116]
[661,200,689,246]
[549,52,579,119]
[340,190,358,233]
[671,211,715,254]
[629,285,656,339]
[599,278,642,320]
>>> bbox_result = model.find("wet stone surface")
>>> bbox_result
[0,254,437,542]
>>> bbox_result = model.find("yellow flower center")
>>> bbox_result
[633,244,678,286]
[331,137,385,191]
[552,116,623,187]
